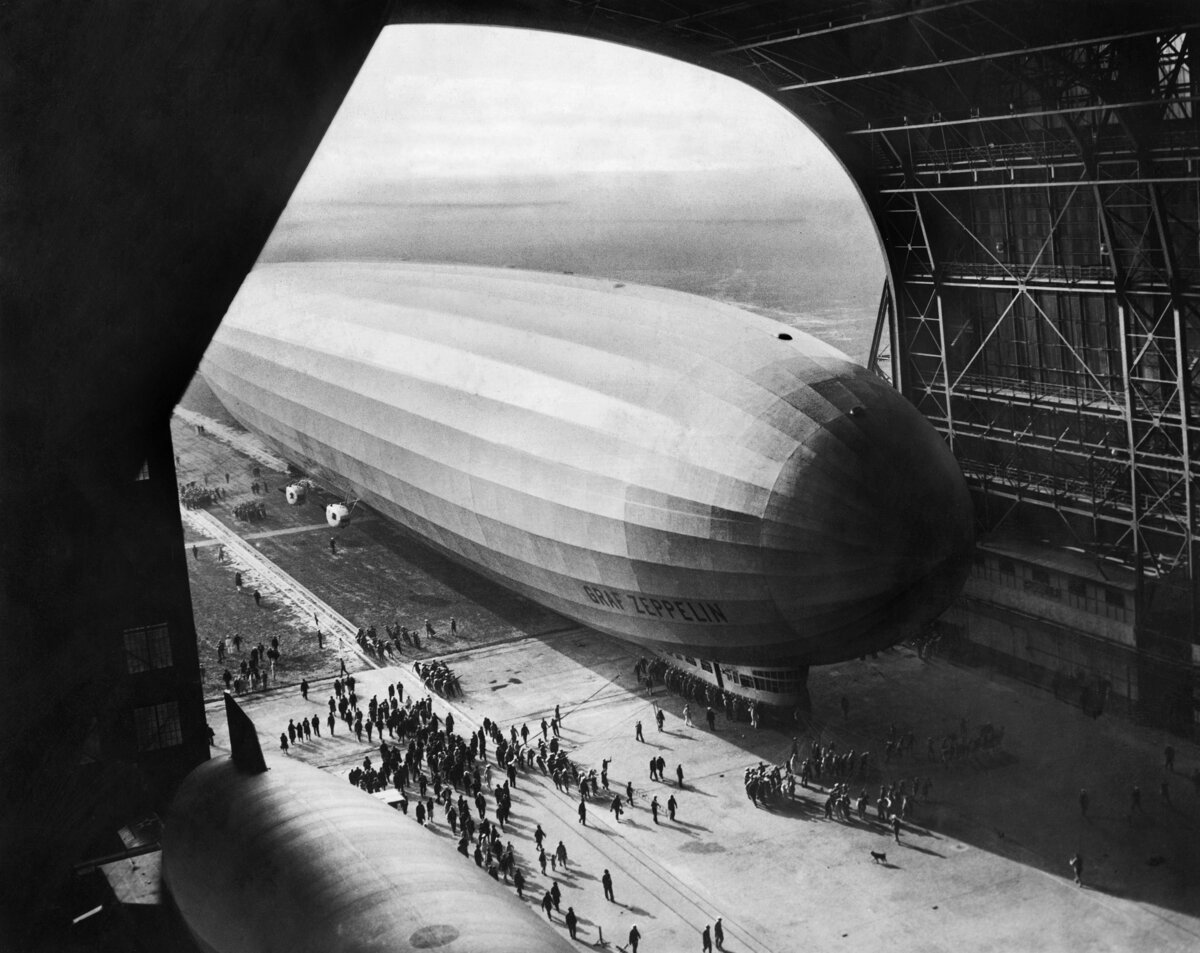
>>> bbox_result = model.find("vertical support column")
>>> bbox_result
[868,280,902,389]
[936,291,955,453]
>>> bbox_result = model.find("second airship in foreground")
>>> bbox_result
[202,261,973,700]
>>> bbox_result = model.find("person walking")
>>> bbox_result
[702,924,713,952]
[656,707,665,731]
[636,720,644,742]
[578,798,587,826]
[628,925,641,953]
[514,868,525,899]
[677,763,685,788]
[602,868,614,902]
[683,703,693,727]
[254,588,262,606]
[565,907,578,940]
[892,814,902,844]
[1069,852,1084,886]
[300,678,309,700]
[667,794,677,821]
[714,918,724,950]
[651,796,660,824]
[611,795,624,822]
[541,891,554,921]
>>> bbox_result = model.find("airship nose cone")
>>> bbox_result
[763,370,973,662]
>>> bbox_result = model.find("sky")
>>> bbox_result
[259,25,884,356]
[289,25,858,198]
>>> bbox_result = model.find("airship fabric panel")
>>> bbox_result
[201,262,972,665]
[163,754,576,953]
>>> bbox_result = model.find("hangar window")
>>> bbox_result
[1031,567,1051,585]
[998,558,1016,575]
[751,670,802,694]
[124,623,173,674]
[1104,588,1125,609]
[133,701,183,751]
[700,659,713,673]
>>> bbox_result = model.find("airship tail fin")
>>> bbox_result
[224,692,267,774]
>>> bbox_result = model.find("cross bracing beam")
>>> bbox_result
[849,96,1200,135]
[718,0,985,53]
[881,176,1199,193]
[775,24,1200,91]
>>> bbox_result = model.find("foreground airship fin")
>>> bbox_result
[224,692,267,774]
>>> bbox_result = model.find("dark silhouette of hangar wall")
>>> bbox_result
[2,0,1195,941]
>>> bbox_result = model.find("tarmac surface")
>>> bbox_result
[174,379,1200,953]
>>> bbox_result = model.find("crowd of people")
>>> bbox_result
[269,666,742,951]
[218,634,283,694]
[414,659,461,698]
[232,500,267,521]
[179,481,224,508]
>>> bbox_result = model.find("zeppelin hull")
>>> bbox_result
[163,754,574,953]
[202,262,972,665]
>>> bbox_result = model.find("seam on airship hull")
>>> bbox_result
[202,368,794,583]
[204,376,807,640]
[214,380,897,621]
[204,338,783,525]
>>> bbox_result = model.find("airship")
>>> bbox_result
[201,261,972,702]
[163,695,575,953]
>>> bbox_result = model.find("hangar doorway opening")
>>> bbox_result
[172,23,885,705]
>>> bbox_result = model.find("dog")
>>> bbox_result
[870,850,888,864]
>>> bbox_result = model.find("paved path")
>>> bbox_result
[187,518,376,547]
